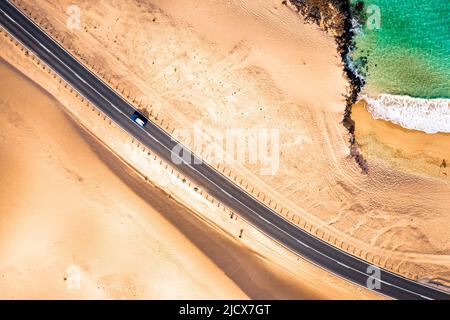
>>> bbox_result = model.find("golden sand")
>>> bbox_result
[2,0,448,293]
[0,60,384,299]
[0,61,246,299]
[353,100,450,177]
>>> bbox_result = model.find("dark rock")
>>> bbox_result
[288,0,369,173]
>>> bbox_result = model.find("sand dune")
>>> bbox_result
[0,61,246,299]
[0,61,381,299]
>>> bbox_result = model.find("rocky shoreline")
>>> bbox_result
[285,0,368,172]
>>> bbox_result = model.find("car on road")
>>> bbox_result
[131,111,148,128]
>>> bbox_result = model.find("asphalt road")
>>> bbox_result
[1,0,449,300]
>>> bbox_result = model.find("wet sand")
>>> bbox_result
[353,101,450,177]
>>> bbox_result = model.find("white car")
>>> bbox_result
[131,111,148,128]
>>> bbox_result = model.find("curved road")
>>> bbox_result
[1,0,449,300]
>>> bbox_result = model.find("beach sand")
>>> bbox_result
[352,101,450,177]
[0,60,383,299]
[2,0,449,291]
[0,61,247,299]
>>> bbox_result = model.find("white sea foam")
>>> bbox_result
[361,94,450,134]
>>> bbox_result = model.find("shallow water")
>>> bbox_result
[350,0,449,99]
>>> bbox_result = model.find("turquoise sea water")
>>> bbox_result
[349,0,450,99]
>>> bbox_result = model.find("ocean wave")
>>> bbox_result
[361,94,450,134]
